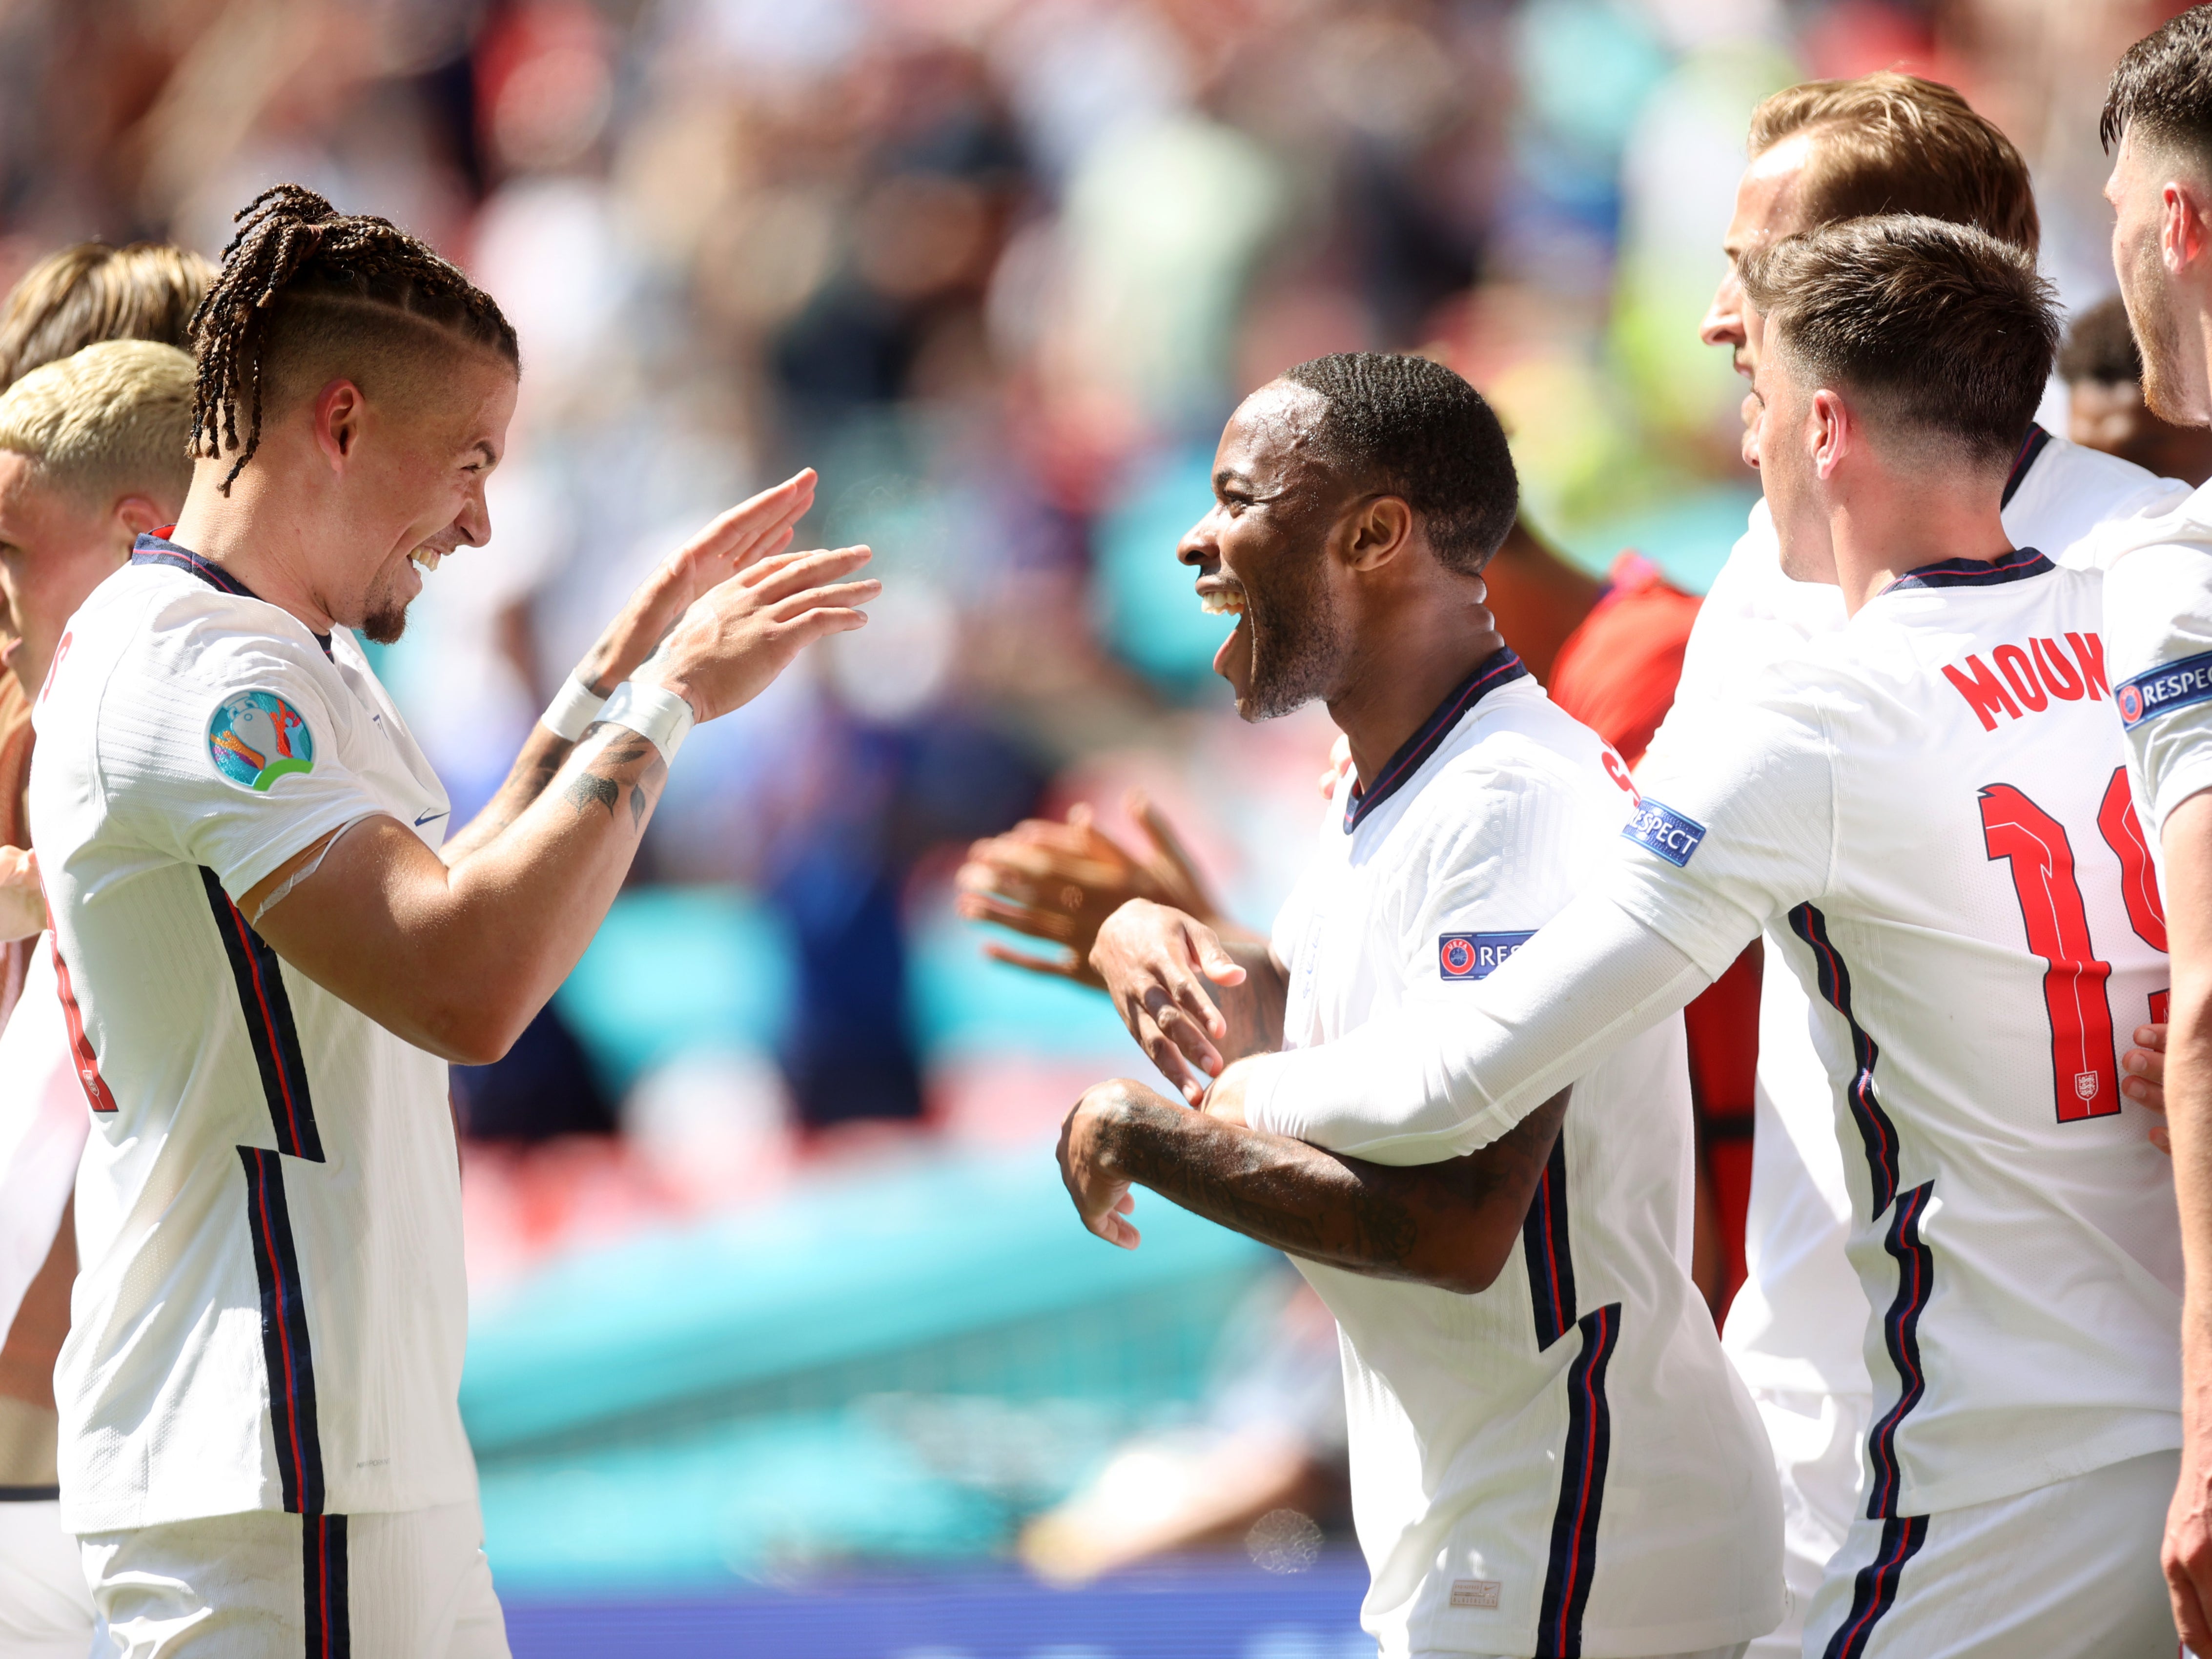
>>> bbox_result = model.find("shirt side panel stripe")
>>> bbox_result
[1787,903,1901,1213]
[202,868,322,1162]
[238,1146,325,1516]
[1535,1303,1620,1659]
[49,939,116,1112]
[1522,1135,1577,1349]
[1863,1181,1936,1522]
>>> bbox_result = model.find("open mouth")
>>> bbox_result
[1199,579,1253,692]
[409,547,448,572]
[1196,581,1247,617]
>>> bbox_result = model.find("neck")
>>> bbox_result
[169,460,338,635]
[1820,460,2015,615]
[1327,585,1507,788]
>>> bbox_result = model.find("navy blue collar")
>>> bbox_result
[1343,646,1528,832]
[132,532,333,659]
[1883,544,2052,594]
[2000,423,2051,510]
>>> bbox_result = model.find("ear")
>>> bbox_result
[2162,176,2212,273]
[1809,388,1850,481]
[310,379,367,471]
[112,495,167,539]
[1341,494,1416,573]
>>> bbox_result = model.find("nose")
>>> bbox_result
[1177,510,1219,570]
[456,480,492,549]
[1700,269,1745,351]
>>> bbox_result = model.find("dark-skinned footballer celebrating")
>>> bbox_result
[28,187,877,1655]
[1056,353,1781,1659]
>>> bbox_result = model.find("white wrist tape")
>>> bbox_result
[539,675,608,743]
[597,678,696,764]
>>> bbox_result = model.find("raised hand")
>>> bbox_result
[1089,900,1247,1102]
[573,470,820,696]
[639,545,878,722]
[956,789,1224,987]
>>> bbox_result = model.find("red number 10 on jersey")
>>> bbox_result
[1979,769,2167,1123]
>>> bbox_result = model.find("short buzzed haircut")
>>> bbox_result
[2102,6,2212,162]
[0,340,196,512]
[1738,215,2058,470]
[2059,296,2145,388]
[0,243,212,391]
[1750,73,2039,255]
[1277,352,1517,575]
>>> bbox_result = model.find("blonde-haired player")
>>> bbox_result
[0,338,196,1659]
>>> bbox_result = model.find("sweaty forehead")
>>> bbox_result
[1222,381,1332,480]
[1737,130,1817,240]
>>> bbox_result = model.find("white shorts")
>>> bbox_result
[1803,1449,2176,1658]
[1742,1385,1869,1659]
[0,1495,95,1659]
[82,1500,509,1659]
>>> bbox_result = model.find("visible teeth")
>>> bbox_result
[1199,589,1247,616]
[411,549,443,571]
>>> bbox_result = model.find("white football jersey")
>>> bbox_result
[28,539,474,1532]
[1271,652,1781,1659]
[1616,550,2179,1519]
[2104,476,2212,860]
[1651,430,2191,1403]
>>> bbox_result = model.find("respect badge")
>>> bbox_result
[208,690,315,791]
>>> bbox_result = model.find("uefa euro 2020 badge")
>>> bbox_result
[207,691,315,792]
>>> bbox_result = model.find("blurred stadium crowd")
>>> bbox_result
[0,0,2197,1603]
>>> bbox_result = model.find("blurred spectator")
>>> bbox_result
[1021,1270,1349,1584]
[2062,292,2212,487]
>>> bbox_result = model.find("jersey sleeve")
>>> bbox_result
[2106,539,2212,835]
[1390,753,1584,996]
[99,621,387,902]
[1240,887,1711,1164]
[1600,690,1836,978]
[1238,689,1831,1164]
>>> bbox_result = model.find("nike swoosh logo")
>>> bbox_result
[414,808,449,827]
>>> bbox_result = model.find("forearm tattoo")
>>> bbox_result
[1098,1086,1570,1288]
[563,771,621,818]
[559,732,666,830]
[1101,1098,1419,1267]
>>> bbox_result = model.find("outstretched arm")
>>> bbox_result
[1057,1077,1569,1294]
[1208,889,1725,1165]
[444,471,820,860]
[244,543,877,1065]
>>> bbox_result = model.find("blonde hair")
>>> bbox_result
[1748,73,2040,256]
[0,243,212,390]
[0,340,196,512]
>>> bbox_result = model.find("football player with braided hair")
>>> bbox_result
[28,184,878,1655]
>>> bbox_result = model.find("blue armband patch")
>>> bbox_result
[1439,931,1535,981]
[2115,650,2212,729]
[1622,798,1706,867]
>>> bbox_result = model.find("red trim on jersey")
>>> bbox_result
[49,941,115,1112]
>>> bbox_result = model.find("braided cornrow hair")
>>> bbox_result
[188,184,518,492]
